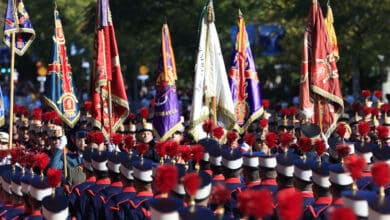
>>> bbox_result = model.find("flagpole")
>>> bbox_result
[8,31,16,150]
[108,80,112,138]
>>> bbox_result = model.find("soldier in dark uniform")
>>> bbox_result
[242,152,263,188]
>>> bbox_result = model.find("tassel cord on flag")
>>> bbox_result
[8,31,16,150]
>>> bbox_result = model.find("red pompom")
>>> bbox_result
[154,165,178,193]
[351,102,360,113]
[124,134,134,149]
[362,106,371,116]
[32,108,42,120]
[314,139,326,157]
[179,145,192,162]
[212,126,224,140]
[282,108,290,116]
[155,142,166,157]
[371,108,379,116]
[47,168,62,188]
[183,172,201,196]
[94,132,105,145]
[10,148,22,165]
[110,133,122,145]
[84,101,92,112]
[381,103,389,113]
[277,189,304,220]
[336,143,351,158]
[361,90,371,98]
[140,107,149,119]
[191,144,204,163]
[35,153,50,171]
[165,140,179,158]
[87,132,95,143]
[337,123,346,139]
[329,207,356,220]
[19,106,28,116]
[374,90,382,99]
[136,143,149,155]
[358,121,370,137]
[289,106,298,116]
[238,189,273,218]
[344,154,366,180]
[376,125,389,140]
[371,162,390,187]
[209,184,231,205]
[244,133,256,146]
[259,119,268,128]
[129,113,136,121]
[265,132,278,148]
[262,100,270,109]
[202,119,214,133]
[299,137,312,153]
[226,130,238,144]
[279,132,293,147]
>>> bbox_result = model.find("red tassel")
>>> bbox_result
[191,144,204,163]
[183,172,201,197]
[315,139,326,157]
[140,107,149,119]
[279,132,293,147]
[259,119,268,128]
[35,153,50,171]
[136,143,149,155]
[212,126,224,140]
[227,130,238,144]
[362,106,371,116]
[94,132,105,145]
[47,168,62,188]
[358,121,370,137]
[110,133,122,145]
[371,162,390,187]
[299,137,312,153]
[202,119,214,133]
[336,123,346,139]
[361,90,371,98]
[154,165,178,193]
[345,154,366,180]
[179,145,192,162]
[244,133,256,146]
[265,132,278,148]
[262,99,270,109]
[277,189,304,220]
[374,90,382,99]
[210,183,231,205]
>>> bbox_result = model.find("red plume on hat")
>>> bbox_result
[337,123,346,139]
[110,133,122,145]
[358,121,370,137]
[140,107,149,119]
[19,106,28,116]
[84,101,92,112]
[371,108,379,116]
[381,103,389,113]
[179,145,192,162]
[0,150,7,160]
[227,130,238,144]
[344,154,366,181]
[279,132,292,147]
[289,106,297,116]
[183,172,201,197]
[262,99,270,109]
[282,107,290,117]
[362,106,371,116]
[202,119,214,134]
[212,126,224,140]
[376,125,389,140]
[136,143,149,156]
[128,112,136,121]
[124,134,134,150]
[329,207,356,220]
[35,153,50,177]
[165,140,179,159]
[265,132,278,149]
[299,137,312,153]
[154,165,178,195]
[244,133,256,146]
[209,183,231,206]
[374,90,382,99]
[259,119,268,128]
[94,132,105,145]
[277,189,304,220]
[155,141,166,158]
[191,144,204,164]
[32,108,42,120]
[371,162,390,188]
[10,148,22,165]
[314,139,326,158]
[47,168,62,188]
[361,90,371,98]
[238,189,273,219]
[336,143,350,159]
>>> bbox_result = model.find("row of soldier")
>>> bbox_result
[0,92,388,219]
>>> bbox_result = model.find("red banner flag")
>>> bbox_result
[299,1,343,137]
[91,0,129,138]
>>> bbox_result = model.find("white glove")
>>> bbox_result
[107,143,115,152]
[57,135,68,150]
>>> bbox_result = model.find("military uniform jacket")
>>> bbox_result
[78,178,111,220]
[66,176,96,218]
[104,186,136,220]
[115,191,154,220]
[302,196,333,220]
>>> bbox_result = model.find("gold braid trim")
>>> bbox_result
[235,107,264,134]
[154,122,183,141]
[42,96,81,128]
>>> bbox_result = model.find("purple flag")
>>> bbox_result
[228,11,263,134]
[153,23,181,141]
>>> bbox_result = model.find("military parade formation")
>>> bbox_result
[0,0,389,219]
